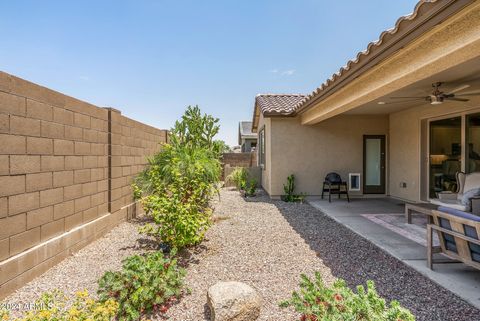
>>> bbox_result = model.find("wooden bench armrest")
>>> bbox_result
[429,224,480,245]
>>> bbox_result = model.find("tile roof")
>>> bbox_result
[293,0,469,113]
[255,94,306,116]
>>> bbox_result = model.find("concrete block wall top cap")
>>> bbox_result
[103,107,121,113]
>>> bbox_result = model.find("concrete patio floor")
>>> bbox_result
[308,197,480,309]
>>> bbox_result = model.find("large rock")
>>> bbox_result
[207,281,261,321]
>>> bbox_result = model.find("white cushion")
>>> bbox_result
[430,198,467,211]
[463,172,480,193]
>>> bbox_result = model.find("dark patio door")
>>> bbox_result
[363,135,386,194]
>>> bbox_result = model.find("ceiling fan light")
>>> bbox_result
[430,95,443,105]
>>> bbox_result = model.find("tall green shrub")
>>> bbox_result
[134,106,221,249]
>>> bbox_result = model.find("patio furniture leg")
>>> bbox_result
[427,224,433,270]
[328,183,331,203]
[405,206,412,224]
[321,183,325,199]
[346,188,350,202]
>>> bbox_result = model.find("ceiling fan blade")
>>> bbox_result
[447,97,469,102]
[445,84,470,95]
[389,96,426,99]
[455,90,480,97]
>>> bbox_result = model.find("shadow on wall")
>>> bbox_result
[243,192,480,321]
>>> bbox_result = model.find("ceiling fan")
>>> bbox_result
[378,82,480,105]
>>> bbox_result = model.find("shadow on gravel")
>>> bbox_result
[244,192,480,321]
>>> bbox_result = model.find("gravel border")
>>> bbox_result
[2,221,150,318]
[2,188,479,320]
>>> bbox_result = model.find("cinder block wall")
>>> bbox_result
[221,152,257,180]
[0,72,167,298]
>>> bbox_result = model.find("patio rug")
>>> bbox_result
[361,213,440,247]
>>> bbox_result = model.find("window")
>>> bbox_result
[258,128,265,167]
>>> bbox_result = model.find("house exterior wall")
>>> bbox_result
[389,96,480,202]
[0,71,167,298]
[263,114,389,197]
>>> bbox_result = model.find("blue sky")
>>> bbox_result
[0,0,418,146]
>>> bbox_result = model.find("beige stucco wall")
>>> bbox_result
[264,114,389,197]
[389,96,480,202]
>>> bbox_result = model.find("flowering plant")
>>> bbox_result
[280,272,415,321]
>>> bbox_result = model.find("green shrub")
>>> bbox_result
[245,178,257,197]
[226,167,248,191]
[1,289,118,321]
[226,167,257,197]
[281,174,305,202]
[134,106,221,249]
[98,251,186,321]
[280,272,415,321]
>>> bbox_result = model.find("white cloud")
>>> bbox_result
[281,69,296,76]
[79,75,90,81]
[269,69,296,76]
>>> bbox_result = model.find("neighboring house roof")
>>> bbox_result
[293,0,473,114]
[252,94,306,131]
[239,121,256,137]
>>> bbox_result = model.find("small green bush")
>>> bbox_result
[98,251,186,321]
[226,167,248,191]
[226,167,257,196]
[281,174,305,202]
[280,272,415,321]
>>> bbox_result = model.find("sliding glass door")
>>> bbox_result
[429,117,462,198]
[467,113,480,174]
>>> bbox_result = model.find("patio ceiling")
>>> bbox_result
[345,56,480,115]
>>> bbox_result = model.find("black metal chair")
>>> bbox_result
[321,172,350,202]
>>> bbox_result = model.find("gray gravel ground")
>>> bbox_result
[2,221,150,318]
[3,188,479,321]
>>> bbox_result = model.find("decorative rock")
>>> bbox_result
[207,281,261,321]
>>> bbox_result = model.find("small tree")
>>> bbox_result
[134,106,222,249]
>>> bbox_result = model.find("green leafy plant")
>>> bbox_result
[134,106,221,249]
[98,251,186,321]
[245,178,257,197]
[2,289,118,321]
[226,167,248,191]
[280,272,415,321]
[226,167,257,197]
[282,174,304,202]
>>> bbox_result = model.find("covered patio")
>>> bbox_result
[308,197,480,309]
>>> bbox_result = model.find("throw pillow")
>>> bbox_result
[461,187,480,212]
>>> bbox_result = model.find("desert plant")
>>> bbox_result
[226,167,248,191]
[134,106,221,249]
[98,251,186,321]
[282,174,304,202]
[280,272,415,321]
[2,289,118,321]
[245,178,257,197]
